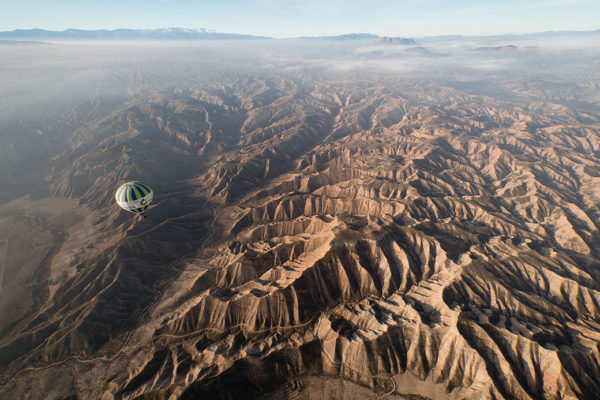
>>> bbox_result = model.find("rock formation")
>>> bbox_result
[1,40,600,399]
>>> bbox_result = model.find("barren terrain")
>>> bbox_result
[1,37,600,399]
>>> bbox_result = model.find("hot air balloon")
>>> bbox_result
[115,181,153,218]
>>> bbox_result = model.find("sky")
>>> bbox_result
[2,0,599,38]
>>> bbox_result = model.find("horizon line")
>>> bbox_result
[1,27,599,41]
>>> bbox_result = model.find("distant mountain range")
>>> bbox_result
[374,37,417,45]
[0,28,269,40]
[0,27,598,42]
[294,33,379,40]
[417,29,600,42]
[0,29,404,42]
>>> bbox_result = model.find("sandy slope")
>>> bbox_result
[1,60,600,399]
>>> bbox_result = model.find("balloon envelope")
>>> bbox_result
[115,181,153,215]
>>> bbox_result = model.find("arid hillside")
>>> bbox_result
[1,38,600,399]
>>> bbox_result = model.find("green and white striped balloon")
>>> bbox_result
[115,181,153,216]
